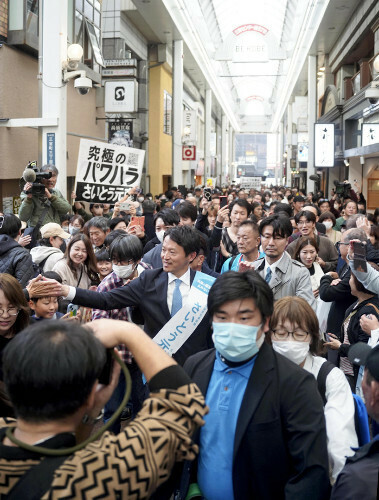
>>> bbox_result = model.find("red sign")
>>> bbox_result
[182,145,196,161]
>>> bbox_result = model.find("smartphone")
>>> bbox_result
[98,348,114,385]
[67,303,79,317]
[324,333,331,342]
[353,241,367,272]
[219,196,227,208]
[204,187,212,202]
[130,216,145,231]
[120,201,132,211]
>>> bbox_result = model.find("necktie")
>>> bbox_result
[265,267,272,283]
[171,279,182,316]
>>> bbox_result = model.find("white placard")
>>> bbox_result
[362,123,379,147]
[315,124,335,167]
[239,177,262,189]
[75,139,144,203]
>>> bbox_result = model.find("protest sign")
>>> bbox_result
[153,272,216,356]
[75,139,144,203]
[239,177,262,190]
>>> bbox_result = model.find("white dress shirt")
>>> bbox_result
[303,354,357,482]
[264,252,286,280]
[167,268,191,314]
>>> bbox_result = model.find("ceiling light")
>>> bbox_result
[319,67,325,71]
[317,71,323,76]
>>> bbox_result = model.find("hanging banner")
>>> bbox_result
[75,139,144,203]
[314,124,335,167]
[153,272,216,356]
[108,119,134,147]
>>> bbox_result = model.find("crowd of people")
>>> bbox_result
[0,163,378,498]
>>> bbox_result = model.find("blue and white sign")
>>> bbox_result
[47,133,55,165]
[153,272,216,356]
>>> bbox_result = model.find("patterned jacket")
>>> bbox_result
[0,367,207,499]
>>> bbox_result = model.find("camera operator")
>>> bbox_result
[0,319,207,498]
[19,164,71,228]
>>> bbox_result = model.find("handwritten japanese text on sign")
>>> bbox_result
[75,139,144,203]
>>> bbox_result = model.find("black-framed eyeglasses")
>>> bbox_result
[0,215,4,229]
[336,241,349,249]
[93,204,104,209]
[271,328,309,341]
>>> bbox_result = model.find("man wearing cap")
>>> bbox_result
[30,223,70,273]
[331,343,379,499]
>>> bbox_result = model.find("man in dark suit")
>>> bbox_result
[180,271,330,499]
[47,226,212,366]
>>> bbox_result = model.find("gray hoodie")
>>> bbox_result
[30,246,64,272]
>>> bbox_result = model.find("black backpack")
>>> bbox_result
[32,255,50,278]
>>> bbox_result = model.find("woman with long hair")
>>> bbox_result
[293,237,324,298]
[268,297,358,482]
[0,273,29,416]
[52,233,99,289]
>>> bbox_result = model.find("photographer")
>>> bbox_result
[0,319,206,498]
[19,164,71,228]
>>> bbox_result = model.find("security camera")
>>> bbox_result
[365,82,379,105]
[74,77,92,95]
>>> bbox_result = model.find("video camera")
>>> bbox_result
[21,161,52,197]
[333,180,351,198]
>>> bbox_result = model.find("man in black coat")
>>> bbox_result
[35,226,213,366]
[0,214,34,287]
[179,271,330,500]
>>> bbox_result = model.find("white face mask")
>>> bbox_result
[156,229,165,243]
[138,197,144,203]
[68,225,80,236]
[272,340,310,365]
[112,263,136,279]
[323,221,333,230]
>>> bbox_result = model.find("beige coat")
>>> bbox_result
[52,258,92,289]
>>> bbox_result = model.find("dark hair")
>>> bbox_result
[164,226,200,256]
[90,203,104,211]
[259,214,293,239]
[0,274,29,336]
[229,199,252,216]
[294,210,317,225]
[293,195,305,203]
[273,203,292,217]
[60,214,71,224]
[0,214,21,239]
[317,199,330,208]
[176,201,198,222]
[370,225,379,250]
[374,208,379,224]
[208,271,273,322]
[95,248,111,262]
[3,321,106,422]
[268,297,321,355]
[142,200,156,214]
[154,208,180,227]
[42,271,63,283]
[293,236,319,262]
[70,214,85,228]
[350,263,379,295]
[65,233,98,281]
[239,220,259,233]
[37,237,53,247]
[110,234,143,263]
[108,216,129,231]
[104,229,126,248]
[87,216,109,232]
[318,211,336,226]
